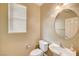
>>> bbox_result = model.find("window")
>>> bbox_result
[8,3,27,33]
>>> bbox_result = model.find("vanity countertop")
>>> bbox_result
[49,43,76,56]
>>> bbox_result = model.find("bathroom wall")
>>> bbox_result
[41,3,79,52]
[0,3,40,55]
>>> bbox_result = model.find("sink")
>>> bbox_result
[49,43,76,56]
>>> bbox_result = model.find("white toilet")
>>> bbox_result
[30,40,49,56]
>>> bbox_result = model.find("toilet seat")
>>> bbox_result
[30,48,43,56]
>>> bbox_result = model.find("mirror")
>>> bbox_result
[55,9,79,39]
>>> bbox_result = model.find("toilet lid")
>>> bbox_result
[30,49,43,56]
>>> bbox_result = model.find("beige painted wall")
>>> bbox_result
[41,4,79,50]
[0,3,40,55]
[0,3,79,56]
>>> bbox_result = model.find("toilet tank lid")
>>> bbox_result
[39,40,48,45]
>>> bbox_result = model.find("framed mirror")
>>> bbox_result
[55,9,79,39]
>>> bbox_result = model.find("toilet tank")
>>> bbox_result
[39,40,49,52]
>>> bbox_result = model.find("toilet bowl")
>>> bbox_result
[30,48,43,56]
[29,40,48,56]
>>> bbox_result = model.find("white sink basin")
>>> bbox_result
[49,43,76,56]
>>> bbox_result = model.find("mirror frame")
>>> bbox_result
[54,9,79,40]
